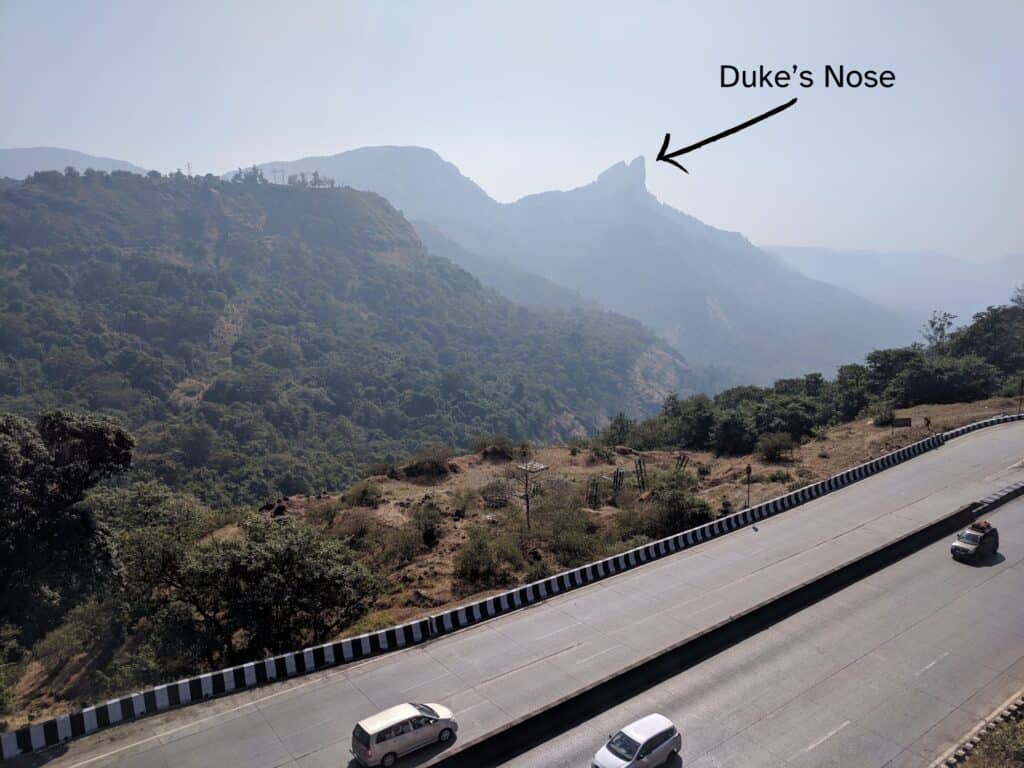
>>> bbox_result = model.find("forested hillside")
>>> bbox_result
[0,168,693,506]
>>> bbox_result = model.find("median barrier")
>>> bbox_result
[433,478,1024,767]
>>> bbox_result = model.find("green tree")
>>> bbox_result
[124,515,378,664]
[178,422,215,468]
[885,354,1001,407]
[832,364,870,421]
[756,432,796,462]
[602,412,634,445]
[712,409,756,455]
[865,347,922,395]
[0,411,134,645]
[921,310,957,350]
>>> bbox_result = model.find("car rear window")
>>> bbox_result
[413,703,438,718]
[353,724,371,747]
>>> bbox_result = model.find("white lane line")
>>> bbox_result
[61,653,391,768]
[575,646,621,666]
[804,720,850,752]
[915,651,950,676]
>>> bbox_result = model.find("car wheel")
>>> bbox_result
[439,727,454,743]
[382,753,397,767]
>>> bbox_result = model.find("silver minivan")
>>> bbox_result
[592,713,682,767]
[351,702,457,767]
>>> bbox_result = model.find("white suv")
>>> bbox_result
[593,713,682,767]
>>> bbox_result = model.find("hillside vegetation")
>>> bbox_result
[0,168,692,507]
[598,295,1023,456]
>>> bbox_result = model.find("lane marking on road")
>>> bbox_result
[60,656,386,767]
[915,651,950,676]
[804,720,850,752]
[575,646,622,666]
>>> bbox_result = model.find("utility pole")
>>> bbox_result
[518,458,548,530]
[1018,375,1023,415]
[745,463,752,509]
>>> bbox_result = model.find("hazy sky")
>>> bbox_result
[1,1,1021,260]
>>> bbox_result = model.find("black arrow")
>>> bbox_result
[657,97,798,174]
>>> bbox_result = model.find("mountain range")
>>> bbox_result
[250,147,918,385]
[3,145,942,388]
[769,246,1022,325]
[0,147,149,178]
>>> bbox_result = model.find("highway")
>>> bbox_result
[504,494,1024,767]
[15,421,1023,768]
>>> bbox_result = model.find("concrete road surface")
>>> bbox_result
[14,422,1023,768]
[504,494,1024,768]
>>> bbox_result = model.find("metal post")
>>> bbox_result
[746,464,751,509]
[523,469,531,529]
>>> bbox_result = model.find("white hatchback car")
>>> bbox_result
[593,713,682,768]
[351,702,457,767]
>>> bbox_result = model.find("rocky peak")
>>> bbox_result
[594,156,647,193]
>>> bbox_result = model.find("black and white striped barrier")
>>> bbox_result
[972,478,1024,514]
[943,412,1024,441]
[1,418,1018,760]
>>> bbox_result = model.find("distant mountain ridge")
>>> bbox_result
[0,147,148,178]
[412,220,596,310]
[251,147,917,385]
[768,245,1021,323]
[2,145,923,386]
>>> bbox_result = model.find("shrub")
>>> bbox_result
[0,675,13,717]
[957,719,1024,767]
[549,508,602,567]
[402,443,453,481]
[473,433,514,461]
[997,373,1024,397]
[480,479,510,508]
[363,461,392,477]
[871,402,895,427]
[94,645,166,696]
[454,526,523,588]
[615,506,648,541]
[587,445,615,465]
[31,599,115,664]
[332,508,376,549]
[413,503,442,548]
[525,560,553,583]
[343,480,383,508]
[648,473,711,538]
[768,470,792,483]
[449,487,479,517]
[756,432,795,462]
[386,525,425,565]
